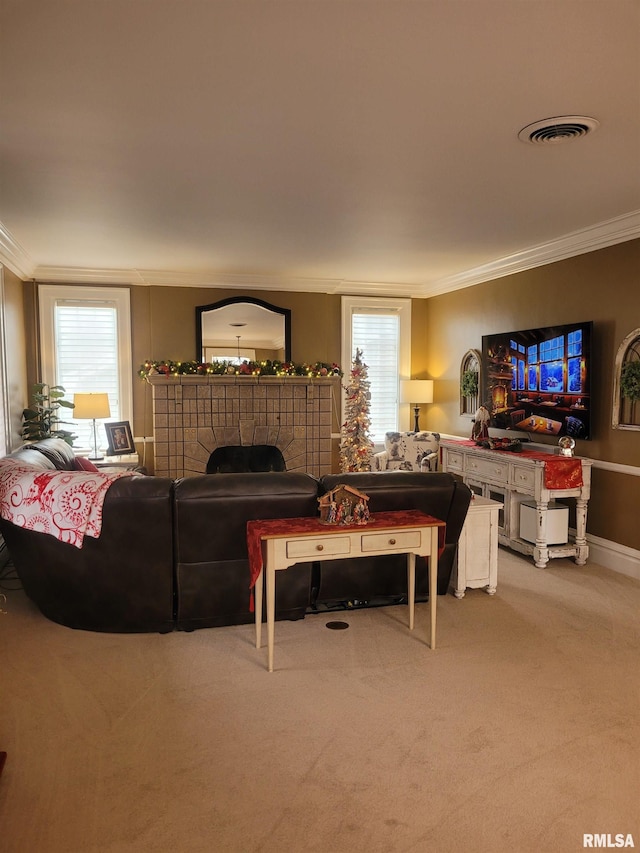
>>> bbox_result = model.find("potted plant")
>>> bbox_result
[21,384,76,445]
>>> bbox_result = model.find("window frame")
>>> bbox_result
[0,267,10,455]
[341,295,412,444]
[38,284,133,431]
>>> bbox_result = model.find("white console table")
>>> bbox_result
[247,510,444,672]
[441,439,591,568]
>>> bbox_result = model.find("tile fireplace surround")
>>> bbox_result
[148,374,338,478]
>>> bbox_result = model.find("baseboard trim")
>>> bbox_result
[586,534,640,581]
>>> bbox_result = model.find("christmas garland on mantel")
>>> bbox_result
[139,359,343,380]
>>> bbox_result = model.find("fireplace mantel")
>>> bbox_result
[148,374,338,478]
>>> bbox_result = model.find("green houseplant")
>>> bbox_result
[22,384,76,445]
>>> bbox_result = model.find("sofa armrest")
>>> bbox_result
[372,450,388,471]
[419,451,438,472]
[0,474,176,632]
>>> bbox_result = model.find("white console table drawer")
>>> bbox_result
[286,536,351,559]
[445,450,464,472]
[465,455,509,481]
[361,529,422,552]
[511,465,536,490]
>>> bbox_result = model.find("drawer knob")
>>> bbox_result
[389,538,396,545]
[316,544,324,551]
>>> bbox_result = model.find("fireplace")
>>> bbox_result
[206,444,286,473]
[148,375,337,478]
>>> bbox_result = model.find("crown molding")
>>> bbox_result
[422,209,640,297]
[31,265,418,296]
[0,223,36,280]
[32,266,147,285]
[3,209,639,297]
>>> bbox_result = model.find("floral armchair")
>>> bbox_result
[372,431,440,473]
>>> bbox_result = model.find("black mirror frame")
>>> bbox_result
[195,296,292,363]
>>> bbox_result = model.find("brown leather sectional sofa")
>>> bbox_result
[0,439,471,633]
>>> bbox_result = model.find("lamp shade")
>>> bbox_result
[400,380,434,405]
[73,393,111,420]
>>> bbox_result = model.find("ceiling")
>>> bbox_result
[1,0,639,298]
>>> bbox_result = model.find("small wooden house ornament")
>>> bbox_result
[318,484,370,525]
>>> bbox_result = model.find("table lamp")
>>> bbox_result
[400,380,434,432]
[73,393,111,460]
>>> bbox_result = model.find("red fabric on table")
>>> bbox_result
[540,457,583,489]
[443,440,583,489]
[246,509,446,611]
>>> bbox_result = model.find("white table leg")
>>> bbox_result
[407,552,415,631]
[533,500,550,568]
[574,497,589,565]
[430,528,438,650]
[254,568,263,649]
[267,566,276,673]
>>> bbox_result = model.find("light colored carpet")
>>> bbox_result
[0,549,638,853]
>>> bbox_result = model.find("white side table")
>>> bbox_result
[94,454,141,472]
[451,495,503,598]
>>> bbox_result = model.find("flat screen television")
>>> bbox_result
[481,321,593,440]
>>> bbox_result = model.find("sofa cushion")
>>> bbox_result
[374,431,440,472]
[17,438,76,470]
[385,431,439,460]
[73,456,100,472]
[6,448,57,470]
[173,472,319,629]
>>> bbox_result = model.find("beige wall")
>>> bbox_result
[420,238,640,550]
[1,267,28,450]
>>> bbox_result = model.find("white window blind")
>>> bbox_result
[54,303,120,448]
[351,312,400,442]
[39,286,132,452]
[341,296,411,444]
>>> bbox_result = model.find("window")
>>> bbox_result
[0,268,9,456]
[341,296,411,443]
[204,347,256,364]
[38,286,132,450]
[612,327,640,430]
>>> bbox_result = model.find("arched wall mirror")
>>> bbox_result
[196,297,292,364]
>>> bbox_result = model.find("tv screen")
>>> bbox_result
[481,321,592,440]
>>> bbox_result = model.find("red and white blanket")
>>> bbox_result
[0,459,136,548]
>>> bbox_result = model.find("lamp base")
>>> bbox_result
[89,418,103,462]
[413,406,421,432]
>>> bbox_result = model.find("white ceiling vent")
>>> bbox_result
[518,116,600,145]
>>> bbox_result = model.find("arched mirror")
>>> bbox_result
[196,297,291,364]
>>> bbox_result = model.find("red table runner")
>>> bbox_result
[246,509,446,610]
[444,440,583,489]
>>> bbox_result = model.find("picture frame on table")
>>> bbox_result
[105,421,135,455]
